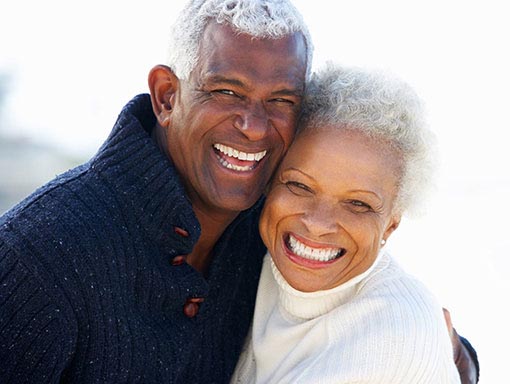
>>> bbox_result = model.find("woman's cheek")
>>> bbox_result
[260,189,297,249]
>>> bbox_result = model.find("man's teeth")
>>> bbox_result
[288,235,342,262]
[218,158,253,172]
[214,143,267,162]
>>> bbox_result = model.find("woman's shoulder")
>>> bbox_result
[323,253,460,383]
[329,252,449,347]
[357,252,441,312]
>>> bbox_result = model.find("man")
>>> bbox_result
[0,0,478,383]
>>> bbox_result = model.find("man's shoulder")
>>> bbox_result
[2,162,96,225]
[0,162,116,259]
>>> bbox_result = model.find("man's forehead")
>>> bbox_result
[201,21,306,59]
[195,22,307,87]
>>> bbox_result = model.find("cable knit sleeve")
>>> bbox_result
[0,241,76,383]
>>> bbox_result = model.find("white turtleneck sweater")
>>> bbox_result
[231,252,460,384]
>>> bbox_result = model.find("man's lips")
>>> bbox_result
[285,233,346,263]
[213,143,267,172]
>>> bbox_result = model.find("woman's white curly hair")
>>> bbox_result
[167,0,313,80]
[300,63,437,216]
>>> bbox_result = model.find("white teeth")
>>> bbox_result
[214,143,267,162]
[218,157,253,172]
[288,234,342,262]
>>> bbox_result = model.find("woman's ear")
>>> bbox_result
[148,65,179,127]
[382,215,401,243]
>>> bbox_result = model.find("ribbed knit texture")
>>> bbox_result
[0,94,266,383]
[232,252,461,384]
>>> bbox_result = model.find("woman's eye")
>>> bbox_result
[285,181,313,196]
[349,200,373,212]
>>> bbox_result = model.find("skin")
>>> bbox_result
[260,126,478,381]
[148,22,307,271]
[259,127,401,292]
[146,20,476,382]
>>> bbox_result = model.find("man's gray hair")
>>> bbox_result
[167,0,313,80]
[300,63,437,216]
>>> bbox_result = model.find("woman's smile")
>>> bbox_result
[259,128,401,292]
[284,232,346,266]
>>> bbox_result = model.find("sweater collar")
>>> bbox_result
[270,251,385,320]
[90,94,200,255]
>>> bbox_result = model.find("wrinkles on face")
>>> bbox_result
[260,128,402,292]
[165,22,307,220]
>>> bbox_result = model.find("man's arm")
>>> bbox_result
[0,243,75,383]
[443,308,480,383]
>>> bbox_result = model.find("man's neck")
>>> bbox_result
[150,124,241,273]
[187,204,239,274]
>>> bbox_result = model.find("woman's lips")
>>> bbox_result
[283,233,346,268]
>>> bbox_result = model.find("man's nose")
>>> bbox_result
[233,103,270,141]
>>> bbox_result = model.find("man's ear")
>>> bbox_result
[148,65,179,127]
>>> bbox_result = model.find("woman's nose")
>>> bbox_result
[301,203,339,237]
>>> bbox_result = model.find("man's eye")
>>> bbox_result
[214,89,236,96]
[285,181,313,196]
[270,97,295,105]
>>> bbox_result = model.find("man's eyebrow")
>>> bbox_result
[205,74,302,96]
[271,88,303,97]
[206,74,247,89]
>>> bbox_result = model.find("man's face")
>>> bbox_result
[166,22,307,216]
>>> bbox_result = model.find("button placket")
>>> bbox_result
[183,297,205,318]
[171,255,187,266]
[170,226,190,266]
[173,226,189,237]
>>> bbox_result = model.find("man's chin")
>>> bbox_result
[222,196,261,213]
[211,191,263,214]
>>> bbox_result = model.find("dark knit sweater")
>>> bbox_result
[0,94,266,383]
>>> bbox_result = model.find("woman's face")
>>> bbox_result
[259,127,402,292]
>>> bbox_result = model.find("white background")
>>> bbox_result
[1,1,508,382]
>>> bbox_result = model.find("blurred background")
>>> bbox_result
[1,1,508,381]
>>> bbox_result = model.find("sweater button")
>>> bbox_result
[183,297,204,318]
[174,226,189,237]
[171,255,187,266]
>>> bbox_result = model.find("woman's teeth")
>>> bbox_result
[287,234,343,262]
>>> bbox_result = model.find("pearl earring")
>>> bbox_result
[381,239,386,246]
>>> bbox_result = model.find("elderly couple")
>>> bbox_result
[0,0,478,383]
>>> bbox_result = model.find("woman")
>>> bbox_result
[232,64,461,383]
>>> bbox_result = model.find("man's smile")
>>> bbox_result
[213,143,267,172]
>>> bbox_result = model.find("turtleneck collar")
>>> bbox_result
[270,251,386,320]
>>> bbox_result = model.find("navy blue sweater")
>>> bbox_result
[0,95,266,383]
